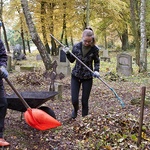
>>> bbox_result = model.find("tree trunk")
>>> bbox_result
[21,24,26,55]
[139,0,147,72]
[26,40,31,53]
[21,0,52,70]
[41,1,51,54]
[0,0,10,53]
[48,3,57,55]
[60,2,68,47]
[121,28,129,51]
[104,31,107,49]
[86,0,90,27]
[2,21,10,53]
[130,0,140,66]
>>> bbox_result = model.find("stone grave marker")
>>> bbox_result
[56,47,71,76]
[13,44,26,60]
[60,50,66,62]
[103,49,109,57]
[116,53,133,76]
[36,54,42,60]
[101,49,110,62]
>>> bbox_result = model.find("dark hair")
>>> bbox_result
[85,27,93,32]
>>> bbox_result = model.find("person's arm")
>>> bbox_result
[0,40,7,67]
[93,48,100,72]
[92,48,100,78]
[66,46,76,63]
[0,40,8,78]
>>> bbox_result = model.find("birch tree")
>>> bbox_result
[139,0,147,72]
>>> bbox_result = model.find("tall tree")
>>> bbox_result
[130,0,140,66]
[60,2,68,47]
[20,0,52,70]
[139,0,147,72]
[48,2,57,56]
[16,6,26,55]
[0,0,10,53]
[41,1,51,54]
[86,0,90,27]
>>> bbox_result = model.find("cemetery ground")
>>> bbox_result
[2,49,150,150]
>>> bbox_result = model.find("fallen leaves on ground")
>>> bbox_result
[3,71,150,150]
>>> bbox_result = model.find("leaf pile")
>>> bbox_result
[52,111,150,150]
[15,72,45,86]
[3,71,150,149]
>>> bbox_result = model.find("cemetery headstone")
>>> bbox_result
[36,54,42,60]
[116,53,133,76]
[60,50,66,62]
[56,47,71,76]
[103,49,109,57]
[13,44,26,60]
[101,49,110,62]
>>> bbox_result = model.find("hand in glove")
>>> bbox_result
[0,66,8,78]
[93,71,100,78]
[62,47,70,54]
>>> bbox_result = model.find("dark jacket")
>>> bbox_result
[0,40,7,85]
[66,42,100,79]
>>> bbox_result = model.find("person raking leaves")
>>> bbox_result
[63,27,100,119]
[0,39,9,146]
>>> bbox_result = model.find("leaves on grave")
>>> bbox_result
[16,72,44,86]
[103,71,126,81]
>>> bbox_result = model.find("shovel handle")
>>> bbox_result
[5,78,30,109]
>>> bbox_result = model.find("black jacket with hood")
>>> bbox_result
[0,40,7,86]
[66,42,100,79]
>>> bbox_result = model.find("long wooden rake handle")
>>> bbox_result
[50,34,125,108]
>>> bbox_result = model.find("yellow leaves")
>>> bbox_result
[16,72,44,86]
[142,132,150,142]
[103,145,112,150]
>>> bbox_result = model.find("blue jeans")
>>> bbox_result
[71,75,93,117]
[0,84,7,138]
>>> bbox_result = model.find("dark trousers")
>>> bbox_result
[0,85,7,138]
[71,75,93,117]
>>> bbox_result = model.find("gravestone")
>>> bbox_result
[56,47,71,76]
[103,49,108,57]
[13,44,26,60]
[60,50,66,62]
[36,54,42,60]
[101,49,110,62]
[116,53,133,76]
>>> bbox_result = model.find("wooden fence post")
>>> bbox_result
[137,86,146,147]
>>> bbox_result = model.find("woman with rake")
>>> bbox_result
[64,27,100,119]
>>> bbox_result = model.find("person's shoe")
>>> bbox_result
[0,138,10,147]
[71,110,77,119]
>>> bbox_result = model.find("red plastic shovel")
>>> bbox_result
[5,78,61,130]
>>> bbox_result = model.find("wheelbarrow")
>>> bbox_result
[6,91,58,112]
[6,91,58,119]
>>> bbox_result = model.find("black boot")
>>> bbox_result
[71,110,77,119]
